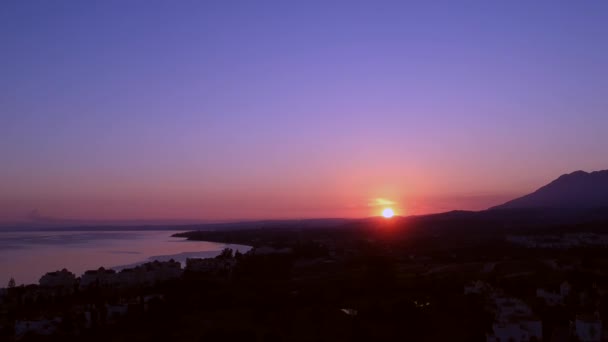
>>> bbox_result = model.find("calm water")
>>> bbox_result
[0,230,250,286]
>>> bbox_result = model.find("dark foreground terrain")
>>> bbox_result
[3,210,608,341]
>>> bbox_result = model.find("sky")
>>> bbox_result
[1,1,608,223]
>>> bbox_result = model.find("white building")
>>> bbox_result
[507,233,608,249]
[115,259,182,287]
[15,318,61,339]
[536,281,571,306]
[536,288,563,306]
[486,319,542,342]
[575,314,602,342]
[486,293,542,342]
[464,280,491,295]
[491,296,533,322]
[143,259,182,282]
[80,267,118,288]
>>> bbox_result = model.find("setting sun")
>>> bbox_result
[382,208,395,218]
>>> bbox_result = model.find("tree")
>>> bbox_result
[218,248,233,259]
[8,277,16,288]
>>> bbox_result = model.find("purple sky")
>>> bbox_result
[1,1,608,222]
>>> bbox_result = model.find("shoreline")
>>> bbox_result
[0,230,250,287]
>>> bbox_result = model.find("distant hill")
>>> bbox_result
[491,170,608,210]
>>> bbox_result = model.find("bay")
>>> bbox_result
[0,230,249,286]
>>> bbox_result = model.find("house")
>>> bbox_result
[80,267,118,288]
[485,292,542,342]
[39,269,76,289]
[491,296,533,322]
[15,318,61,339]
[536,281,571,306]
[486,319,542,342]
[115,267,146,287]
[464,280,491,295]
[507,233,608,249]
[340,308,358,316]
[536,288,563,306]
[115,259,182,287]
[186,257,236,273]
[142,259,182,282]
[574,313,601,342]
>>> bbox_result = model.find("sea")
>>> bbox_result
[0,230,250,286]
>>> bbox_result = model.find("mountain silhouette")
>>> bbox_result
[492,170,608,210]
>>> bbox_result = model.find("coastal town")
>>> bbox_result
[2,218,608,341]
[0,248,240,341]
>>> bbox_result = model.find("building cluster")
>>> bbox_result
[466,282,543,342]
[486,294,542,342]
[465,280,604,342]
[33,257,239,291]
[39,269,76,289]
[22,260,184,292]
[2,252,239,340]
[80,260,182,288]
[536,281,571,306]
[14,318,61,339]
[576,313,603,342]
[34,260,185,291]
[32,253,242,293]
[464,280,492,295]
[185,257,236,273]
[12,294,165,339]
[247,246,293,256]
[507,233,608,249]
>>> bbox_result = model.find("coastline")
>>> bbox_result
[0,230,250,286]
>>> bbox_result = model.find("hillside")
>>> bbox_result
[491,170,608,210]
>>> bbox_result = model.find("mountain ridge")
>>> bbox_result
[491,169,608,210]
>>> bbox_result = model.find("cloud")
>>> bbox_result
[368,198,396,207]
